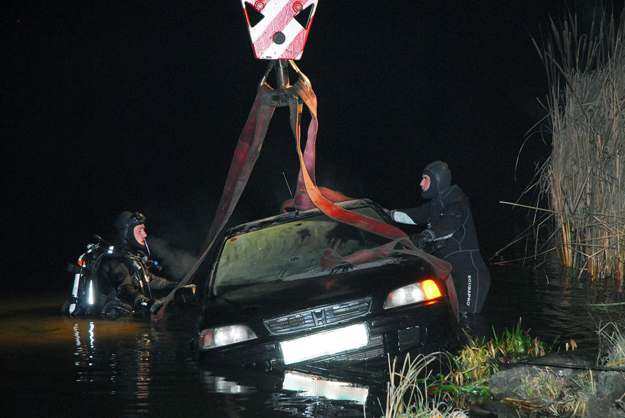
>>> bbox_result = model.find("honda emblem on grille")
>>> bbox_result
[312,309,326,326]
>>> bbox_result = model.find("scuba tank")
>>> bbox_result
[68,252,86,315]
[64,236,113,316]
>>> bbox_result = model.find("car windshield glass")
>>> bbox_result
[213,207,392,295]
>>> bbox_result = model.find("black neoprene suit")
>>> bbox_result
[97,251,172,309]
[397,185,491,314]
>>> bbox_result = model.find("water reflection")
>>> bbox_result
[199,361,383,417]
[267,393,370,417]
[282,371,369,404]
[73,322,95,382]
[135,333,153,413]
[202,367,372,402]
[4,261,625,417]
[203,372,257,394]
[478,258,625,350]
[66,316,161,416]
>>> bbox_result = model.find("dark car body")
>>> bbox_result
[193,199,458,368]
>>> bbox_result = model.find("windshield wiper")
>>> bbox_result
[329,262,354,275]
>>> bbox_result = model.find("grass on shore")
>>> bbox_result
[382,319,552,417]
[382,318,625,417]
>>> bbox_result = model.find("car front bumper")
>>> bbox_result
[196,299,457,368]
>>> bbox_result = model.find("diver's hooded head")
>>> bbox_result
[114,211,147,251]
[421,161,452,200]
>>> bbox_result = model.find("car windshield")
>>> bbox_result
[213,207,392,295]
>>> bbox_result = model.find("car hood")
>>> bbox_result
[199,255,436,330]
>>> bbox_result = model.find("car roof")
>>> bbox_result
[227,198,381,236]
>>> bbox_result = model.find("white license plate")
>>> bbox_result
[280,323,369,365]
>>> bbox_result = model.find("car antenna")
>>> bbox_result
[282,172,299,215]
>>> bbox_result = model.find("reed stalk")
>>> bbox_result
[531,8,625,279]
[382,353,469,417]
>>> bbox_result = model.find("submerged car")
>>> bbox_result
[190,199,459,368]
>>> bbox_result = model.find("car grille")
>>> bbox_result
[264,297,372,335]
[330,334,385,361]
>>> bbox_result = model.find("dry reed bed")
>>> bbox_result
[531,10,625,279]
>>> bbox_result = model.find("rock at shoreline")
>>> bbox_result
[489,351,595,399]
[486,350,625,417]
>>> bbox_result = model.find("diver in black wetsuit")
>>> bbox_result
[387,161,491,314]
[96,211,178,316]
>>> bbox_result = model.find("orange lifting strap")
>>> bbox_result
[155,61,455,320]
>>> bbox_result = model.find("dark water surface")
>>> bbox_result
[3,259,625,418]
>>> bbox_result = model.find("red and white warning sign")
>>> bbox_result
[240,0,318,60]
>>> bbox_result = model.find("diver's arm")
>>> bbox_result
[148,273,178,291]
[107,260,144,307]
[391,202,432,225]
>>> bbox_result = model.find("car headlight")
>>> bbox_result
[384,279,442,309]
[199,325,257,349]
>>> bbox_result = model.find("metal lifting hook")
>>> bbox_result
[260,60,312,107]
[261,60,311,91]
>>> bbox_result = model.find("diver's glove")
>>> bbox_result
[102,299,134,317]
[410,230,434,249]
[147,299,164,314]
[136,295,164,314]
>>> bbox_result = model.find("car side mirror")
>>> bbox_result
[174,284,200,307]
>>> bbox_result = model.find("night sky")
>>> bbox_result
[4,1,623,292]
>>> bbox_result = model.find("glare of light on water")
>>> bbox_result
[89,321,95,348]
[283,371,369,403]
[202,371,254,394]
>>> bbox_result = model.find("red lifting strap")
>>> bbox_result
[288,78,407,241]
[155,83,276,319]
[155,69,456,321]
[288,79,455,316]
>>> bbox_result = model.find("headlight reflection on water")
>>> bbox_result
[201,370,369,404]
[202,371,255,394]
[283,371,369,404]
